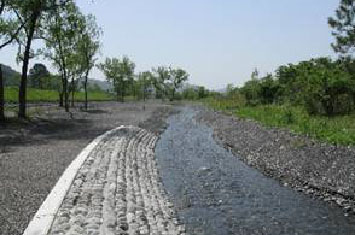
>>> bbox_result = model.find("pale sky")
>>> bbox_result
[0,0,339,89]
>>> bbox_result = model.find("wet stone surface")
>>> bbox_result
[49,127,185,235]
[155,107,355,235]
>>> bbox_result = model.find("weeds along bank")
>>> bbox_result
[206,57,355,146]
[207,99,355,146]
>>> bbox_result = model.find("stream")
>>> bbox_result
[155,107,355,235]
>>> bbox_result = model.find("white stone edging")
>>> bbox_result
[22,125,126,235]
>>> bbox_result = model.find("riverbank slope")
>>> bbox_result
[198,108,355,216]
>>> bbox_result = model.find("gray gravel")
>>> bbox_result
[0,101,171,235]
[198,108,355,216]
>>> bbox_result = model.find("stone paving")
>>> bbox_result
[48,126,185,235]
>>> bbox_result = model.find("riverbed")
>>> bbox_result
[155,107,355,235]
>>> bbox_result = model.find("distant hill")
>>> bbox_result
[0,64,21,86]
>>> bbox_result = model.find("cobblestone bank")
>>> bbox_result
[49,127,185,235]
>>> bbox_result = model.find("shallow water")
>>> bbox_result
[155,107,355,235]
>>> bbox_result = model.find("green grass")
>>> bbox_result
[5,87,115,102]
[206,98,355,146]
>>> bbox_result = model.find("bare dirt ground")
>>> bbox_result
[0,101,171,235]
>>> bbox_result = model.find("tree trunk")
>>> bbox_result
[84,70,89,111]
[121,82,124,102]
[143,78,146,111]
[0,65,4,121]
[132,80,135,100]
[59,92,64,107]
[71,77,75,107]
[61,72,69,112]
[18,13,38,119]
[172,89,176,101]
[39,76,42,90]
[62,72,69,112]
[64,90,69,112]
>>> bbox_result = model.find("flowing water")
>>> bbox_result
[155,107,355,235]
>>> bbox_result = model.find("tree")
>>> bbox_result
[0,65,3,121]
[99,57,135,102]
[99,58,125,102]
[76,14,101,111]
[41,1,82,111]
[275,58,355,115]
[226,83,234,96]
[14,0,73,118]
[328,0,355,57]
[0,0,23,121]
[198,86,208,99]
[241,70,262,106]
[29,63,49,89]
[138,71,153,109]
[152,66,170,99]
[120,56,135,101]
[169,68,189,100]
[259,74,280,105]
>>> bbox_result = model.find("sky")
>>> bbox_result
[0,0,340,89]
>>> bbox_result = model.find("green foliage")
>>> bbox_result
[198,86,208,99]
[169,68,189,100]
[182,87,199,100]
[240,73,280,106]
[278,58,355,115]
[151,66,189,100]
[29,63,50,89]
[136,71,153,100]
[206,56,355,145]
[151,66,170,99]
[98,56,135,101]
[328,0,355,57]
[239,58,355,116]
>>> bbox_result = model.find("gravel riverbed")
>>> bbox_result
[198,107,355,217]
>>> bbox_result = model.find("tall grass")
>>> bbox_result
[206,97,355,146]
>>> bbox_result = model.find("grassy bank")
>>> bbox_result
[206,98,355,146]
[4,87,115,102]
